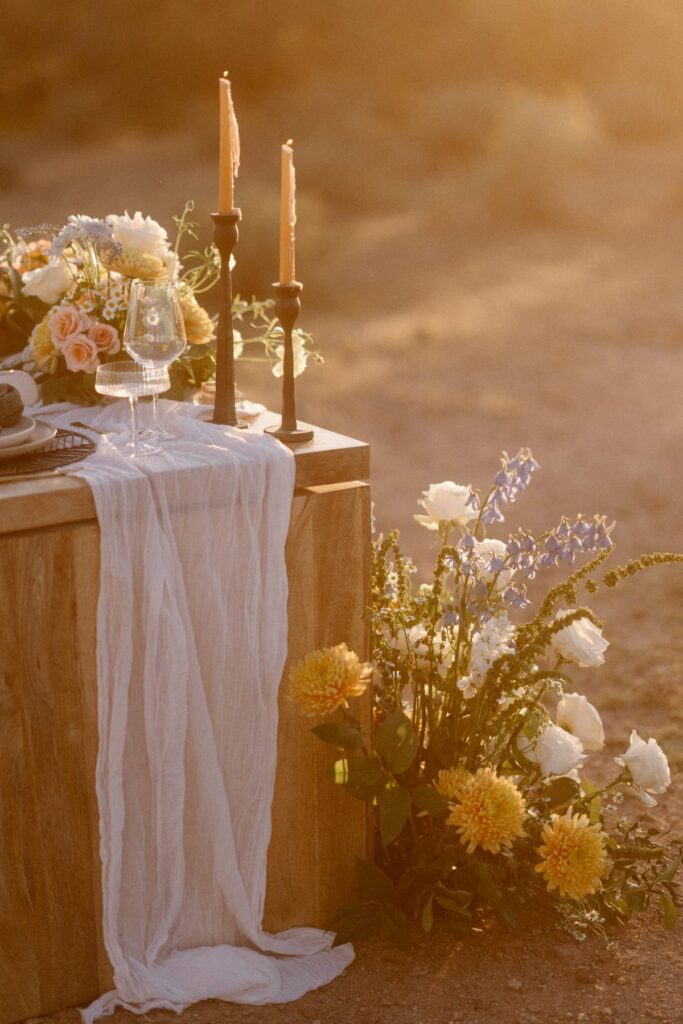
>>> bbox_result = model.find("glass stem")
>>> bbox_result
[152,392,159,434]
[129,396,138,451]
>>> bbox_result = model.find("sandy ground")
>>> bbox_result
[7,140,683,1024]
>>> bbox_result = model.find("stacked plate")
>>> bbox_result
[0,417,57,460]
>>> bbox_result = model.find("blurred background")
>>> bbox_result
[2,0,683,790]
[2,0,683,556]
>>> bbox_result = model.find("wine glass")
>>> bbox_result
[123,280,187,441]
[95,361,170,458]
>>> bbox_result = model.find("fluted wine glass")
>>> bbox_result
[95,361,170,458]
[124,279,187,441]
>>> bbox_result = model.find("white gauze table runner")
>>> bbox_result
[40,401,354,1021]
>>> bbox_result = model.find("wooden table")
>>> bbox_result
[0,416,371,1024]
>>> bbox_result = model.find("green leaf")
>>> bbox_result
[655,858,681,884]
[546,777,581,810]
[660,894,678,929]
[379,784,411,845]
[378,902,411,951]
[328,755,386,799]
[434,894,471,917]
[420,894,434,933]
[311,722,363,751]
[611,897,630,919]
[40,374,71,405]
[330,902,379,946]
[471,859,519,927]
[581,777,602,823]
[411,785,450,818]
[374,710,418,775]
[623,889,646,913]
[356,858,395,902]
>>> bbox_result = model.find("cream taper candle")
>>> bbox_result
[218,73,240,213]
[279,140,296,284]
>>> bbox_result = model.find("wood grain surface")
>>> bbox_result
[0,420,369,536]
[0,468,370,1022]
[0,524,103,1021]
[264,481,372,932]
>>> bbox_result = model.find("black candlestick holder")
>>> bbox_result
[211,210,245,427]
[265,282,314,445]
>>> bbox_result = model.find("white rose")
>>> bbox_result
[615,730,670,805]
[21,259,72,304]
[556,692,605,752]
[520,723,585,777]
[473,538,513,590]
[414,481,478,531]
[106,211,169,257]
[551,611,608,668]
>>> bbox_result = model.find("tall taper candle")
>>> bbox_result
[279,140,296,284]
[218,73,240,213]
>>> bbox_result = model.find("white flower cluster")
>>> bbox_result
[458,613,515,699]
[21,212,178,308]
[97,275,129,320]
[520,678,670,805]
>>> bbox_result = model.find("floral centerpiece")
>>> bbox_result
[290,450,682,948]
[0,204,320,405]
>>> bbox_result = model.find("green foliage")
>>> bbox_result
[311,721,364,751]
[374,711,418,775]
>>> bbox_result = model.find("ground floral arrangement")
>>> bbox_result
[0,205,319,405]
[290,450,683,949]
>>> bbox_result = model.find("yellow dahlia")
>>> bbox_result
[447,767,526,854]
[180,292,215,346]
[289,643,372,717]
[30,315,58,370]
[436,766,469,801]
[101,245,167,281]
[535,809,608,899]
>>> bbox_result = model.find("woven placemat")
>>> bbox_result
[0,427,96,482]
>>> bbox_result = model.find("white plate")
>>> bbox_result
[0,370,40,407]
[0,420,57,460]
[0,415,36,449]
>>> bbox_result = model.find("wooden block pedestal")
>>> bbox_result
[0,419,370,1024]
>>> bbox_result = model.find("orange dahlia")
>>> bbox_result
[435,766,469,801]
[447,767,526,854]
[289,643,371,717]
[535,810,608,899]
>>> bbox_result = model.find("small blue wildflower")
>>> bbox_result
[480,447,540,525]
[50,215,113,257]
[503,584,532,609]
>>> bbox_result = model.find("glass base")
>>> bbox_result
[116,439,162,458]
[139,425,176,443]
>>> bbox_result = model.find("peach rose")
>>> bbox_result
[49,304,91,345]
[88,321,121,354]
[61,333,99,374]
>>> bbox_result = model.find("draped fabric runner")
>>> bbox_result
[40,402,354,1021]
